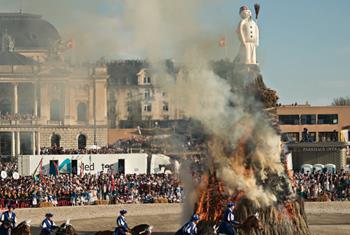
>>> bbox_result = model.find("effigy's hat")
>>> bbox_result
[239,5,249,13]
[120,209,127,215]
[7,204,15,209]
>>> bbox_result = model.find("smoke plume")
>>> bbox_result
[121,0,285,211]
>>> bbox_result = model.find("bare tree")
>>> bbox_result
[332,96,350,106]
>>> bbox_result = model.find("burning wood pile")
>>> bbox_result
[191,137,311,235]
[186,74,311,235]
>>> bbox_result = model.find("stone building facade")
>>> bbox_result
[0,13,108,156]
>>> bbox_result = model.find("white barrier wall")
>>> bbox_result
[17,154,148,176]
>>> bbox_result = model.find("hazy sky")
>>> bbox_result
[1,0,349,105]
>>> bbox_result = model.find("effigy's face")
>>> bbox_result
[240,9,252,19]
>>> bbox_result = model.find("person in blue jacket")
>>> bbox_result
[114,209,130,235]
[40,213,58,235]
[0,204,17,234]
[175,214,200,235]
[218,202,240,235]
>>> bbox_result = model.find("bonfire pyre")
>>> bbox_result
[186,69,311,235]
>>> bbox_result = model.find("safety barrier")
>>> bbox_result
[0,198,73,210]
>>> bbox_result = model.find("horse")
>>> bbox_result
[213,213,263,235]
[95,224,153,235]
[38,220,77,235]
[56,220,78,235]
[11,220,32,235]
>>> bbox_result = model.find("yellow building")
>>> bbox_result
[0,13,108,156]
[110,68,184,129]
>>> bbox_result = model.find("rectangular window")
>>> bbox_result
[143,77,151,84]
[319,131,338,142]
[144,104,152,112]
[281,132,300,142]
[144,90,151,99]
[317,114,338,124]
[163,102,169,112]
[278,115,300,125]
[301,114,316,125]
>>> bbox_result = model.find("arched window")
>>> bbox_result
[0,99,12,115]
[50,99,62,121]
[51,133,61,147]
[77,102,87,122]
[78,134,87,149]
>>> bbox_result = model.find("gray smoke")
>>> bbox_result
[120,0,284,210]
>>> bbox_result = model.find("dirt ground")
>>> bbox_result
[23,202,350,235]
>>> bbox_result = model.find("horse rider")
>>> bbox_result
[0,204,17,234]
[115,209,130,235]
[40,212,58,235]
[218,202,240,235]
[175,214,200,235]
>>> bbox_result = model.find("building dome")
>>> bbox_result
[0,12,60,50]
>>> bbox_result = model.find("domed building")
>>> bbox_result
[0,12,108,156]
[0,12,61,62]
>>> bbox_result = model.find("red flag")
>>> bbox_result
[110,174,115,191]
[219,37,225,47]
[66,39,75,49]
[53,161,59,176]
[39,158,45,183]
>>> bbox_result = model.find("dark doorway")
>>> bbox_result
[118,159,125,175]
[20,132,32,155]
[78,134,87,149]
[51,133,60,147]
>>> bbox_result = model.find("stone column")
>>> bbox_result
[13,83,18,114]
[64,84,70,124]
[37,131,41,155]
[11,132,15,157]
[34,83,38,117]
[32,132,36,155]
[16,132,20,155]
[88,85,94,124]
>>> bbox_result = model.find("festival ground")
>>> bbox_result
[16,202,350,235]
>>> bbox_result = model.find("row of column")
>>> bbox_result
[12,82,38,116]
[10,131,40,156]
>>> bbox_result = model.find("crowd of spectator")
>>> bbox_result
[0,161,17,174]
[294,171,350,201]
[0,171,183,209]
